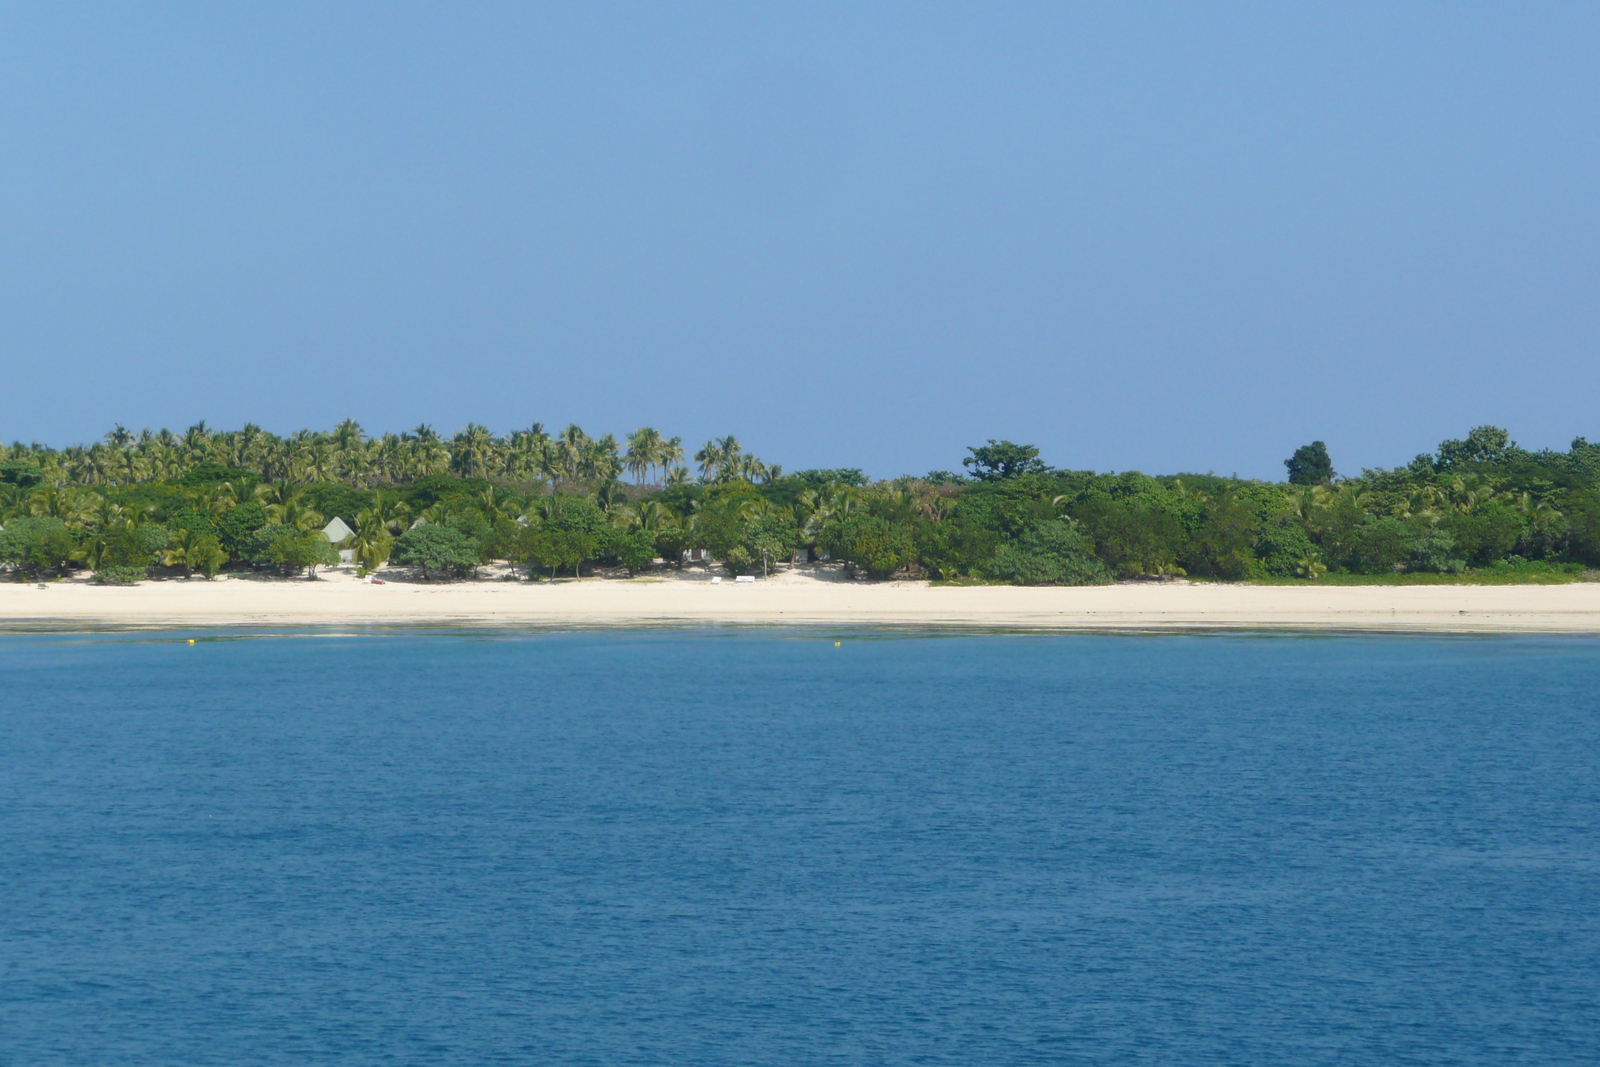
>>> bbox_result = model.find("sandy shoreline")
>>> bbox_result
[3,564,1600,633]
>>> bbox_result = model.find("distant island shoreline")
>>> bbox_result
[6,422,1600,597]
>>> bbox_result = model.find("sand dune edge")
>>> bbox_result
[4,568,1600,632]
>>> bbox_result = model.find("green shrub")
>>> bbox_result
[92,565,145,585]
[1485,558,1583,577]
[95,524,168,571]
[1079,500,1185,577]
[653,526,691,568]
[246,524,337,575]
[1256,522,1320,578]
[822,514,916,579]
[985,520,1112,586]
[393,523,479,580]
[165,507,217,538]
[406,474,492,510]
[518,527,596,578]
[1351,517,1420,573]
[0,517,77,578]
[244,524,298,567]
[515,496,607,577]
[1182,497,1259,579]
[690,496,749,562]
[1440,505,1524,566]
[603,526,658,575]
[537,496,607,537]
[264,529,339,576]
[167,530,227,578]
[0,459,44,489]
[216,503,269,558]
[744,513,798,575]
[1408,529,1466,574]
[722,545,760,576]
[441,509,494,561]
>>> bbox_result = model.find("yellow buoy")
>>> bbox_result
[834,641,841,647]
[187,639,195,645]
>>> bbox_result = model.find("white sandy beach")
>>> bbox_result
[3,563,1599,632]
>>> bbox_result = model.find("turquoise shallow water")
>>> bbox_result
[2,631,1599,1065]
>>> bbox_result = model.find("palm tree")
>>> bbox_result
[28,486,99,530]
[477,486,518,521]
[534,438,564,485]
[357,490,411,535]
[1444,475,1504,515]
[339,442,375,487]
[196,484,239,522]
[659,436,684,477]
[1513,490,1561,519]
[523,495,560,525]
[371,433,405,483]
[75,445,114,486]
[253,482,296,507]
[0,483,28,523]
[557,424,590,482]
[1320,483,1372,520]
[799,486,860,547]
[1393,486,1443,522]
[734,453,767,484]
[82,527,122,573]
[451,424,495,477]
[182,421,212,459]
[91,498,132,531]
[693,435,757,483]
[694,439,726,481]
[305,440,338,483]
[350,510,395,571]
[162,529,225,579]
[1284,484,1333,522]
[587,434,622,482]
[631,500,674,532]
[415,436,450,477]
[590,479,628,511]
[625,427,662,484]
[507,424,551,482]
[332,419,365,451]
[118,442,150,485]
[264,489,324,531]
[235,423,266,468]
[917,490,957,522]
[412,503,455,530]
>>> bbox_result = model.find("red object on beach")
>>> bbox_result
[371,578,386,585]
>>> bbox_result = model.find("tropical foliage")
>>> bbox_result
[4,422,1600,585]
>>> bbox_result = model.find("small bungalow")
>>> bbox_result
[322,516,356,564]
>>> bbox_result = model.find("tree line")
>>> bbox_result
[3,422,1599,584]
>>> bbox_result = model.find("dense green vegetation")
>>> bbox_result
[2,421,1598,585]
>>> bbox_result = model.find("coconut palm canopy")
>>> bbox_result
[2,422,1599,585]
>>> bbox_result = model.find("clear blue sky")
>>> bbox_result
[4,4,1598,479]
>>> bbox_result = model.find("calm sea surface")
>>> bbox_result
[3,631,1599,1065]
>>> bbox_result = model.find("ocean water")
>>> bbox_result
[2,631,1598,1066]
